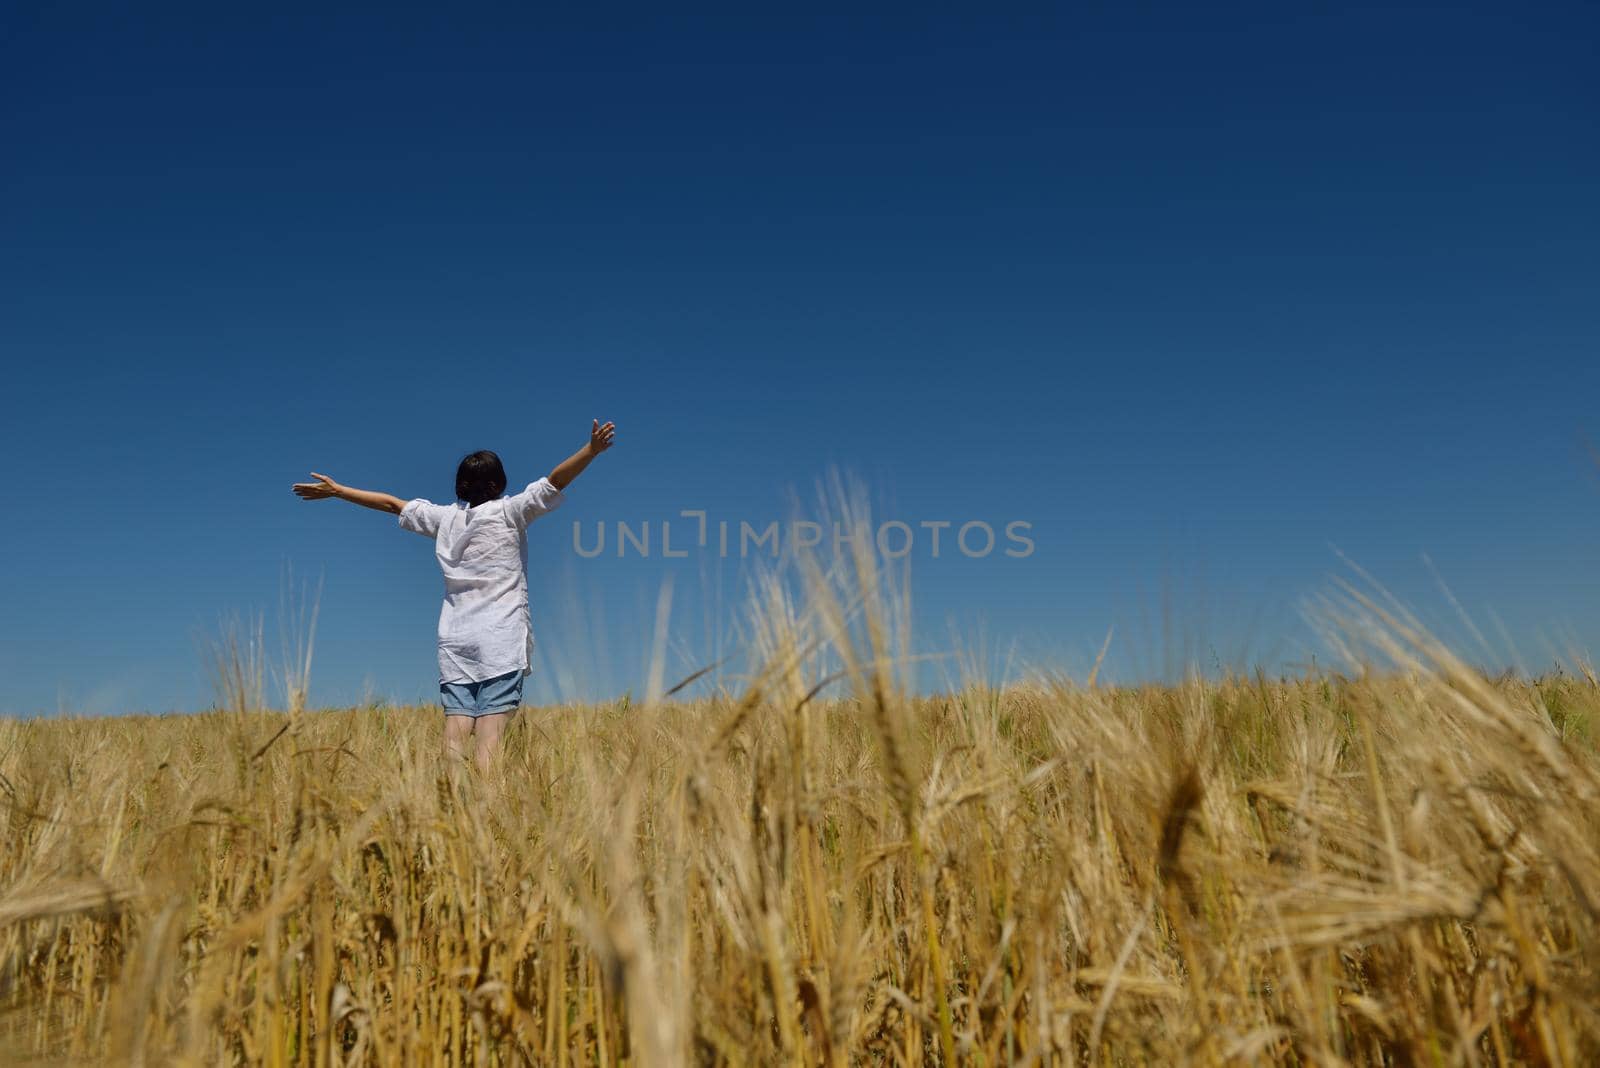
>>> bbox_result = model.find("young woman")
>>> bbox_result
[292,420,617,769]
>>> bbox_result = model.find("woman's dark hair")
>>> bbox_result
[456,450,508,506]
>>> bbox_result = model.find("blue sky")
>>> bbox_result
[2,3,1597,714]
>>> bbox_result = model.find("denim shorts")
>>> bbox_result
[440,670,523,717]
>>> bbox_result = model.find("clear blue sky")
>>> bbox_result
[3,3,1597,714]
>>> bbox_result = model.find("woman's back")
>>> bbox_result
[398,478,565,682]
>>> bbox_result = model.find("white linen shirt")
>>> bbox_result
[398,478,565,684]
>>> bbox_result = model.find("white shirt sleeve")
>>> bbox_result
[506,478,565,530]
[398,499,447,538]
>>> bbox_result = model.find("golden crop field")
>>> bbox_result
[2,567,1597,1066]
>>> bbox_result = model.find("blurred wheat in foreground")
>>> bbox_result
[2,570,1598,1066]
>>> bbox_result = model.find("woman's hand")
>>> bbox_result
[550,421,618,490]
[590,419,617,454]
[293,472,343,501]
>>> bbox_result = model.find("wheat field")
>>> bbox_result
[2,559,1598,1066]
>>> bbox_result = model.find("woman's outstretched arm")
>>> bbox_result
[292,473,407,514]
[547,419,617,490]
